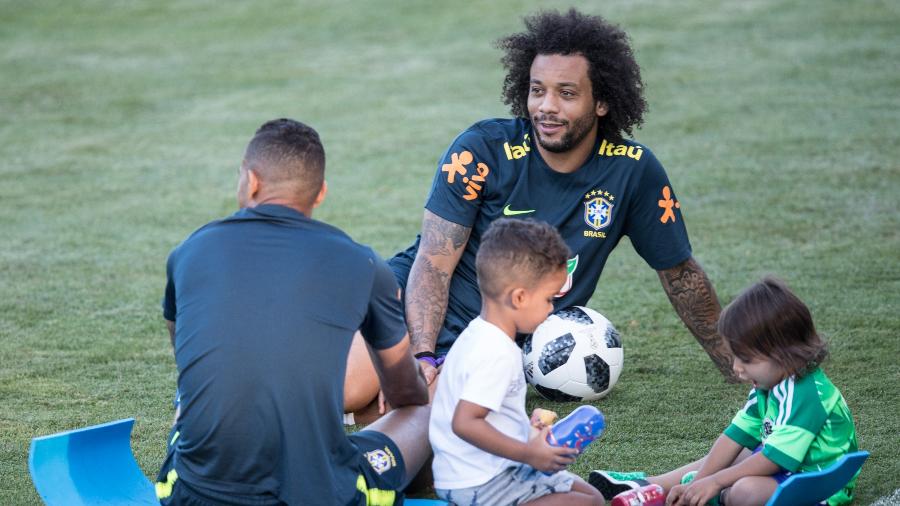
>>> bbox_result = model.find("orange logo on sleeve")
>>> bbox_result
[442,151,472,184]
[658,186,680,224]
[441,150,490,201]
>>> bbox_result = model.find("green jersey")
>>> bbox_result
[724,368,859,505]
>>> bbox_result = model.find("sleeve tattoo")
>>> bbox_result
[406,213,471,353]
[658,257,738,381]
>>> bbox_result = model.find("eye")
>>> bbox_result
[530,86,544,95]
[560,90,575,98]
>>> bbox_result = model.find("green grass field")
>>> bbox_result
[2,0,898,503]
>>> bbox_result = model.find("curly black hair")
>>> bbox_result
[496,9,647,142]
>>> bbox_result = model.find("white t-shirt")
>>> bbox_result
[429,317,531,489]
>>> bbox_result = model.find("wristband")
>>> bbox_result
[415,351,445,368]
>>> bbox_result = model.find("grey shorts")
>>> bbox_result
[436,464,576,505]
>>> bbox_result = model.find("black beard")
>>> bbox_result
[532,113,596,153]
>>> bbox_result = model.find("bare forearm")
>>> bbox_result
[658,257,735,380]
[382,368,429,407]
[406,257,452,354]
[453,416,529,464]
[711,452,781,489]
[372,339,430,407]
[696,435,744,479]
[406,211,471,354]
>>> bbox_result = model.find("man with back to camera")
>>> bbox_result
[343,8,736,422]
[156,118,430,505]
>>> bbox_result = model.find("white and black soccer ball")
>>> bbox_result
[523,306,623,402]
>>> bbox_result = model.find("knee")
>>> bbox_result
[724,478,760,506]
[343,376,380,412]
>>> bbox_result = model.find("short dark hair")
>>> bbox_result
[244,118,325,207]
[476,218,570,299]
[496,8,647,142]
[718,276,828,378]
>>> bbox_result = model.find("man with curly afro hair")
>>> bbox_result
[343,8,735,423]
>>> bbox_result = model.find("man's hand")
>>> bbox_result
[523,426,577,473]
[658,257,738,382]
[371,334,428,408]
[418,360,440,385]
[376,390,390,415]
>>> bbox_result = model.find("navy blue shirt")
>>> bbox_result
[163,204,405,505]
[392,118,691,353]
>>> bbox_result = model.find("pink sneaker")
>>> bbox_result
[611,484,666,506]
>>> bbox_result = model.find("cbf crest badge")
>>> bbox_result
[584,197,614,230]
[365,447,396,475]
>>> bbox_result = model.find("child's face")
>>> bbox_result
[514,267,568,334]
[732,354,787,390]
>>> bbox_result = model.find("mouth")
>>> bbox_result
[534,117,566,136]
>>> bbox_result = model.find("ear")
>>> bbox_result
[510,287,527,309]
[247,169,261,199]
[312,180,328,209]
[595,101,609,118]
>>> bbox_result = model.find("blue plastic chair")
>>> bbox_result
[766,450,869,506]
[29,418,157,505]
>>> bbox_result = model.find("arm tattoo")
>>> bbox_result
[406,256,452,352]
[420,214,470,257]
[406,212,471,353]
[658,257,738,381]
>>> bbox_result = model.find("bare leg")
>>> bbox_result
[344,331,380,413]
[524,476,605,505]
[648,449,752,492]
[722,476,778,506]
[647,459,704,491]
[363,403,432,486]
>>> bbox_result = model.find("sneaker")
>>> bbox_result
[589,470,650,499]
[680,470,698,485]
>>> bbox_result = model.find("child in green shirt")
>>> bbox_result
[591,277,859,506]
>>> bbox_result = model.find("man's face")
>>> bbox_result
[527,54,606,153]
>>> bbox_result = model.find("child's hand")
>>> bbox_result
[666,475,723,506]
[523,426,577,473]
[665,484,686,505]
[530,408,558,429]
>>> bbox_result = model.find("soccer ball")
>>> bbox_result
[523,306,623,402]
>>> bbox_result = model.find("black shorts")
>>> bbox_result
[387,243,415,297]
[349,429,408,503]
[155,426,407,505]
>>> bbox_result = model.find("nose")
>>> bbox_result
[539,93,559,115]
[732,361,743,374]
